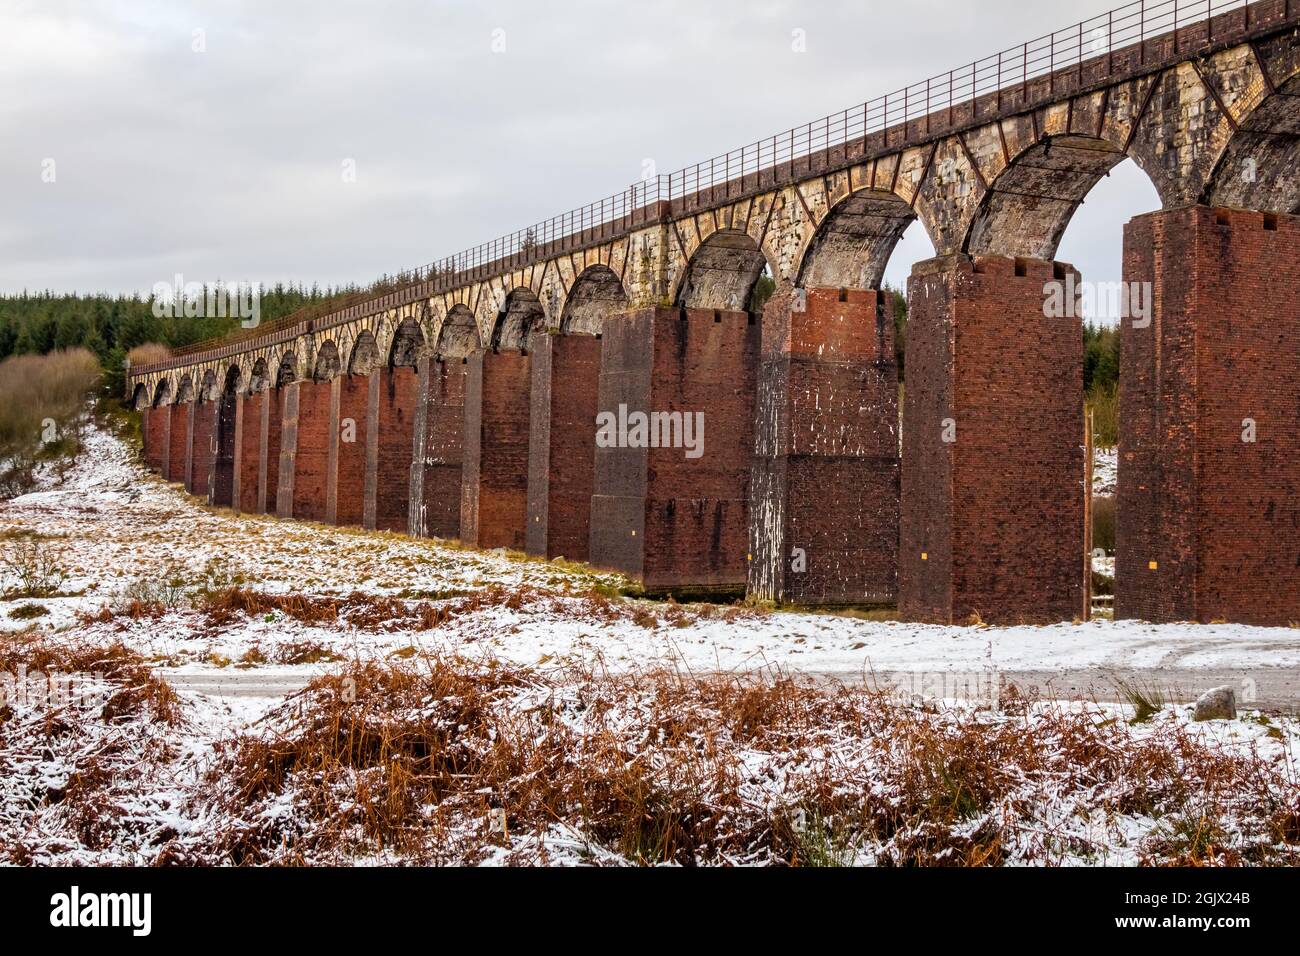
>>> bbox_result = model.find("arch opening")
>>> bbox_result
[965,135,1130,261]
[198,369,218,403]
[1207,75,1300,214]
[561,266,628,335]
[313,340,341,381]
[214,366,242,508]
[131,383,149,411]
[248,357,270,393]
[491,288,546,352]
[436,306,481,360]
[798,190,917,290]
[389,317,426,368]
[276,352,297,388]
[349,331,380,375]
[677,230,770,311]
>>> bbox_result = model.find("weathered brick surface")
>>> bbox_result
[291,379,334,523]
[423,359,467,540]
[189,400,216,502]
[1118,205,1300,625]
[263,388,283,514]
[166,404,187,483]
[749,286,899,606]
[375,367,417,533]
[527,333,601,561]
[275,383,299,518]
[591,306,758,597]
[237,391,263,513]
[901,255,1087,625]
[335,375,370,527]
[143,408,165,473]
[462,351,531,550]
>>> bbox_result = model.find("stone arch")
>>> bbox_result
[153,377,173,406]
[248,357,270,393]
[797,189,917,290]
[276,351,297,388]
[131,383,149,411]
[313,339,341,381]
[964,134,1131,260]
[198,369,218,402]
[1207,73,1300,213]
[437,305,481,360]
[349,329,380,375]
[223,364,242,395]
[389,316,425,367]
[561,265,628,336]
[490,287,546,352]
[676,229,770,311]
[174,374,194,404]
[371,314,396,363]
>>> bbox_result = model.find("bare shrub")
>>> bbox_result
[1088,383,1118,450]
[0,348,101,497]
[0,536,68,599]
[1092,494,1116,553]
[126,343,172,369]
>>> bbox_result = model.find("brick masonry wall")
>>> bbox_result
[590,312,651,580]
[750,286,899,606]
[263,388,283,514]
[425,359,467,540]
[291,379,334,523]
[527,333,601,561]
[375,366,417,533]
[275,383,299,517]
[166,404,188,482]
[1119,205,1300,625]
[143,408,165,473]
[189,400,216,502]
[591,306,758,596]
[335,375,370,527]
[901,255,1086,625]
[237,391,263,513]
[463,351,531,550]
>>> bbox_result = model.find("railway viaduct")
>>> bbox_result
[128,0,1300,626]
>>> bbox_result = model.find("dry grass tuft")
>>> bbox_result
[162,658,1300,867]
[0,348,101,498]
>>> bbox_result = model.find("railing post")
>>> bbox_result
[1140,0,1145,65]
[1108,10,1113,74]
[1022,44,1028,104]
[996,51,1002,111]
[1078,21,1084,86]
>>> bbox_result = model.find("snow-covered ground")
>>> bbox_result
[2,424,1297,695]
[3,421,1298,867]
[1093,446,1117,497]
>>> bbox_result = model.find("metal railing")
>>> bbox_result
[138,0,1293,373]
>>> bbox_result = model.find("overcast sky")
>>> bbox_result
[2,0,1160,314]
